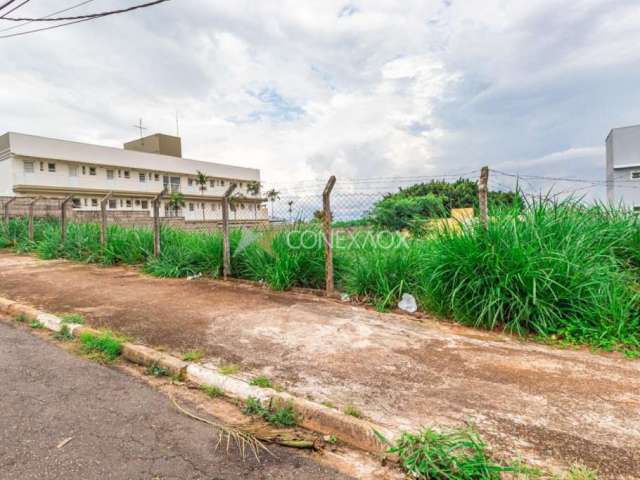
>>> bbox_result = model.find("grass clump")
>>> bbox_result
[218,363,241,375]
[563,465,598,480]
[242,396,297,427]
[78,331,123,363]
[249,375,273,388]
[53,324,74,341]
[14,313,28,323]
[377,427,517,480]
[343,404,363,418]
[61,313,85,325]
[145,362,169,377]
[29,320,44,329]
[182,350,204,362]
[200,384,224,398]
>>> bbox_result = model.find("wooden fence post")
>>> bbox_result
[99,192,113,248]
[4,196,16,223]
[60,195,73,243]
[28,197,41,241]
[479,166,489,228]
[222,183,237,279]
[153,190,164,257]
[323,176,336,297]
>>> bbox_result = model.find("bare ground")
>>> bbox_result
[1,251,639,478]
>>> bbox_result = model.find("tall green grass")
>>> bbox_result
[2,200,639,350]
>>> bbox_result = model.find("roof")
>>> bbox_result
[4,132,259,181]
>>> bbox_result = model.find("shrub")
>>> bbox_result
[368,194,446,231]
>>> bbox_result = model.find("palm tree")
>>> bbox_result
[167,191,185,217]
[287,200,294,223]
[247,181,262,196]
[195,170,208,221]
[265,189,280,219]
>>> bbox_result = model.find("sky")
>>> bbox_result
[2,0,640,196]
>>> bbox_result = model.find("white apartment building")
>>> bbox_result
[0,132,266,221]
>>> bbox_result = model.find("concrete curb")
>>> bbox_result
[0,297,390,455]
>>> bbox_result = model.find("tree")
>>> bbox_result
[167,191,185,217]
[369,194,446,232]
[195,170,208,221]
[265,189,280,219]
[247,181,262,196]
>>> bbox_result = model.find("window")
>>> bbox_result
[91,199,98,207]
[141,200,148,209]
[188,178,194,187]
[634,206,640,212]
[189,203,194,212]
[123,170,130,179]
[83,198,88,206]
[154,173,160,181]
[108,199,116,209]
[89,167,96,176]
[82,166,86,175]
[220,179,225,186]
[106,169,114,180]
[24,161,34,173]
[210,179,216,188]
[240,203,245,210]
[125,200,132,208]
[118,170,122,178]
[632,171,640,180]
[39,161,44,172]
[135,199,140,206]
[69,165,78,177]
[71,198,81,208]
[120,199,123,207]
[48,163,56,172]
[139,173,146,182]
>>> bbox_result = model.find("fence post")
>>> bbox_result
[28,196,41,241]
[99,192,113,248]
[323,176,336,297]
[479,166,489,228]
[4,196,16,223]
[60,195,73,243]
[222,183,237,280]
[152,190,164,257]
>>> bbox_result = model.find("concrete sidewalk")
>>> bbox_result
[1,251,639,478]
[0,321,350,480]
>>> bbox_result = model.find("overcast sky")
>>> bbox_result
[2,0,639,190]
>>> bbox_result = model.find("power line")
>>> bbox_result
[0,0,169,22]
[0,0,95,33]
[0,0,171,39]
[0,1,17,14]
[0,0,29,19]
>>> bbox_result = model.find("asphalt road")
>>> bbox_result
[0,322,349,480]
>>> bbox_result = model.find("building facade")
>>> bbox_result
[606,124,640,209]
[0,132,266,221]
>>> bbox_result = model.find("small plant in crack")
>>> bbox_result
[242,396,297,427]
[249,375,273,388]
[201,384,224,398]
[145,362,169,377]
[343,404,363,418]
[54,324,74,341]
[218,363,241,375]
[61,313,85,325]
[182,350,204,362]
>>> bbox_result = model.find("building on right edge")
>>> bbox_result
[606,124,640,209]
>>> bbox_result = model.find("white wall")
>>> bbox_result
[0,133,13,195]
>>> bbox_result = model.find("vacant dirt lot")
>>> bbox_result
[1,251,639,478]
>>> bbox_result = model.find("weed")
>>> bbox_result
[326,434,339,445]
[242,396,297,427]
[375,426,517,480]
[218,363,241,375]
[201,384,224,398]
[78,331,123,363]
[29,320,44,329]
[14,313,28,323]
[53,324,74,341]
[145,362,169,377]
[343,404,363,418]
[61,313,85,325]
[249,375,273,388]
[563,465,598,480]
[321,400,336,409]
[182,350,204,362]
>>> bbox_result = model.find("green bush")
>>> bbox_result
[368,194,446,232]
